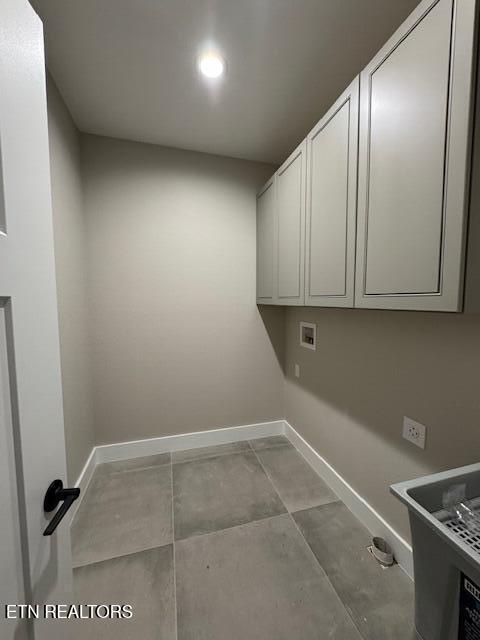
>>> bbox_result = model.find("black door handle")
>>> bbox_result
[43,479,80,536]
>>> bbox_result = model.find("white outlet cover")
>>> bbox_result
[403,416,427,450]
[294,364,300,378]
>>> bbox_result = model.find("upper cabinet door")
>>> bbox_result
[305,77,359,307]
[355,0,477,311]
[256,177,277,304]
[276,141,306,305]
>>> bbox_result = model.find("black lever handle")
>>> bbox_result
[43,479,80,536]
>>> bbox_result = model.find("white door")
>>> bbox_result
[305,77,359,308]
[0,1,73,639]
[256,176,277,304]
[355,0,477,312]
[276,141,306,306]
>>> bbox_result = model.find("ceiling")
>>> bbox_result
[31,0,420,164]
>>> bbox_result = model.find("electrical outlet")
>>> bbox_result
[294,364,300,378]
[403,417,427,449]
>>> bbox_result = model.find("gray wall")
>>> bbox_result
[81,135,284,445]
[47,78,95,484]
[48,82,480,546]
[285,306,480,541]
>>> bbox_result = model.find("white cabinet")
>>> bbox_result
[305,77,359,307]
[256,143,306,306]
[276,141,306,305]
[256,0,477,313]
[355,0,477,311]
[256,177,277,304]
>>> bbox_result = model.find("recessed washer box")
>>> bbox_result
[300,322,316,350]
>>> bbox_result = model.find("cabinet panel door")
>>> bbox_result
[276,141,306,305]
[355,0,476,311]
[305,77,359,307]
[256,177,277,304]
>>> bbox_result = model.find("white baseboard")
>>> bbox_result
[69,446,97,525]
[72,418,413,579]
[284,421,413,579]
[95,419,285,464]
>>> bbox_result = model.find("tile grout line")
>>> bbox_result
[287,511,366,640]
[72,459,174,570]
[291,511,369,639]
[249,444,294,515]
[172,442,255,466]
[172,441,292,546]
[250,445,367,640]
[248,446,291,523]
[175,512,289,544]
[170,453,178,640]
[72,541,172,570]
[94,461,171,477]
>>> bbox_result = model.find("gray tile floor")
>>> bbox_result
[71,435,415,639]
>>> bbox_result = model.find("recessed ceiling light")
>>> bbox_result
[198,52,225,79]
